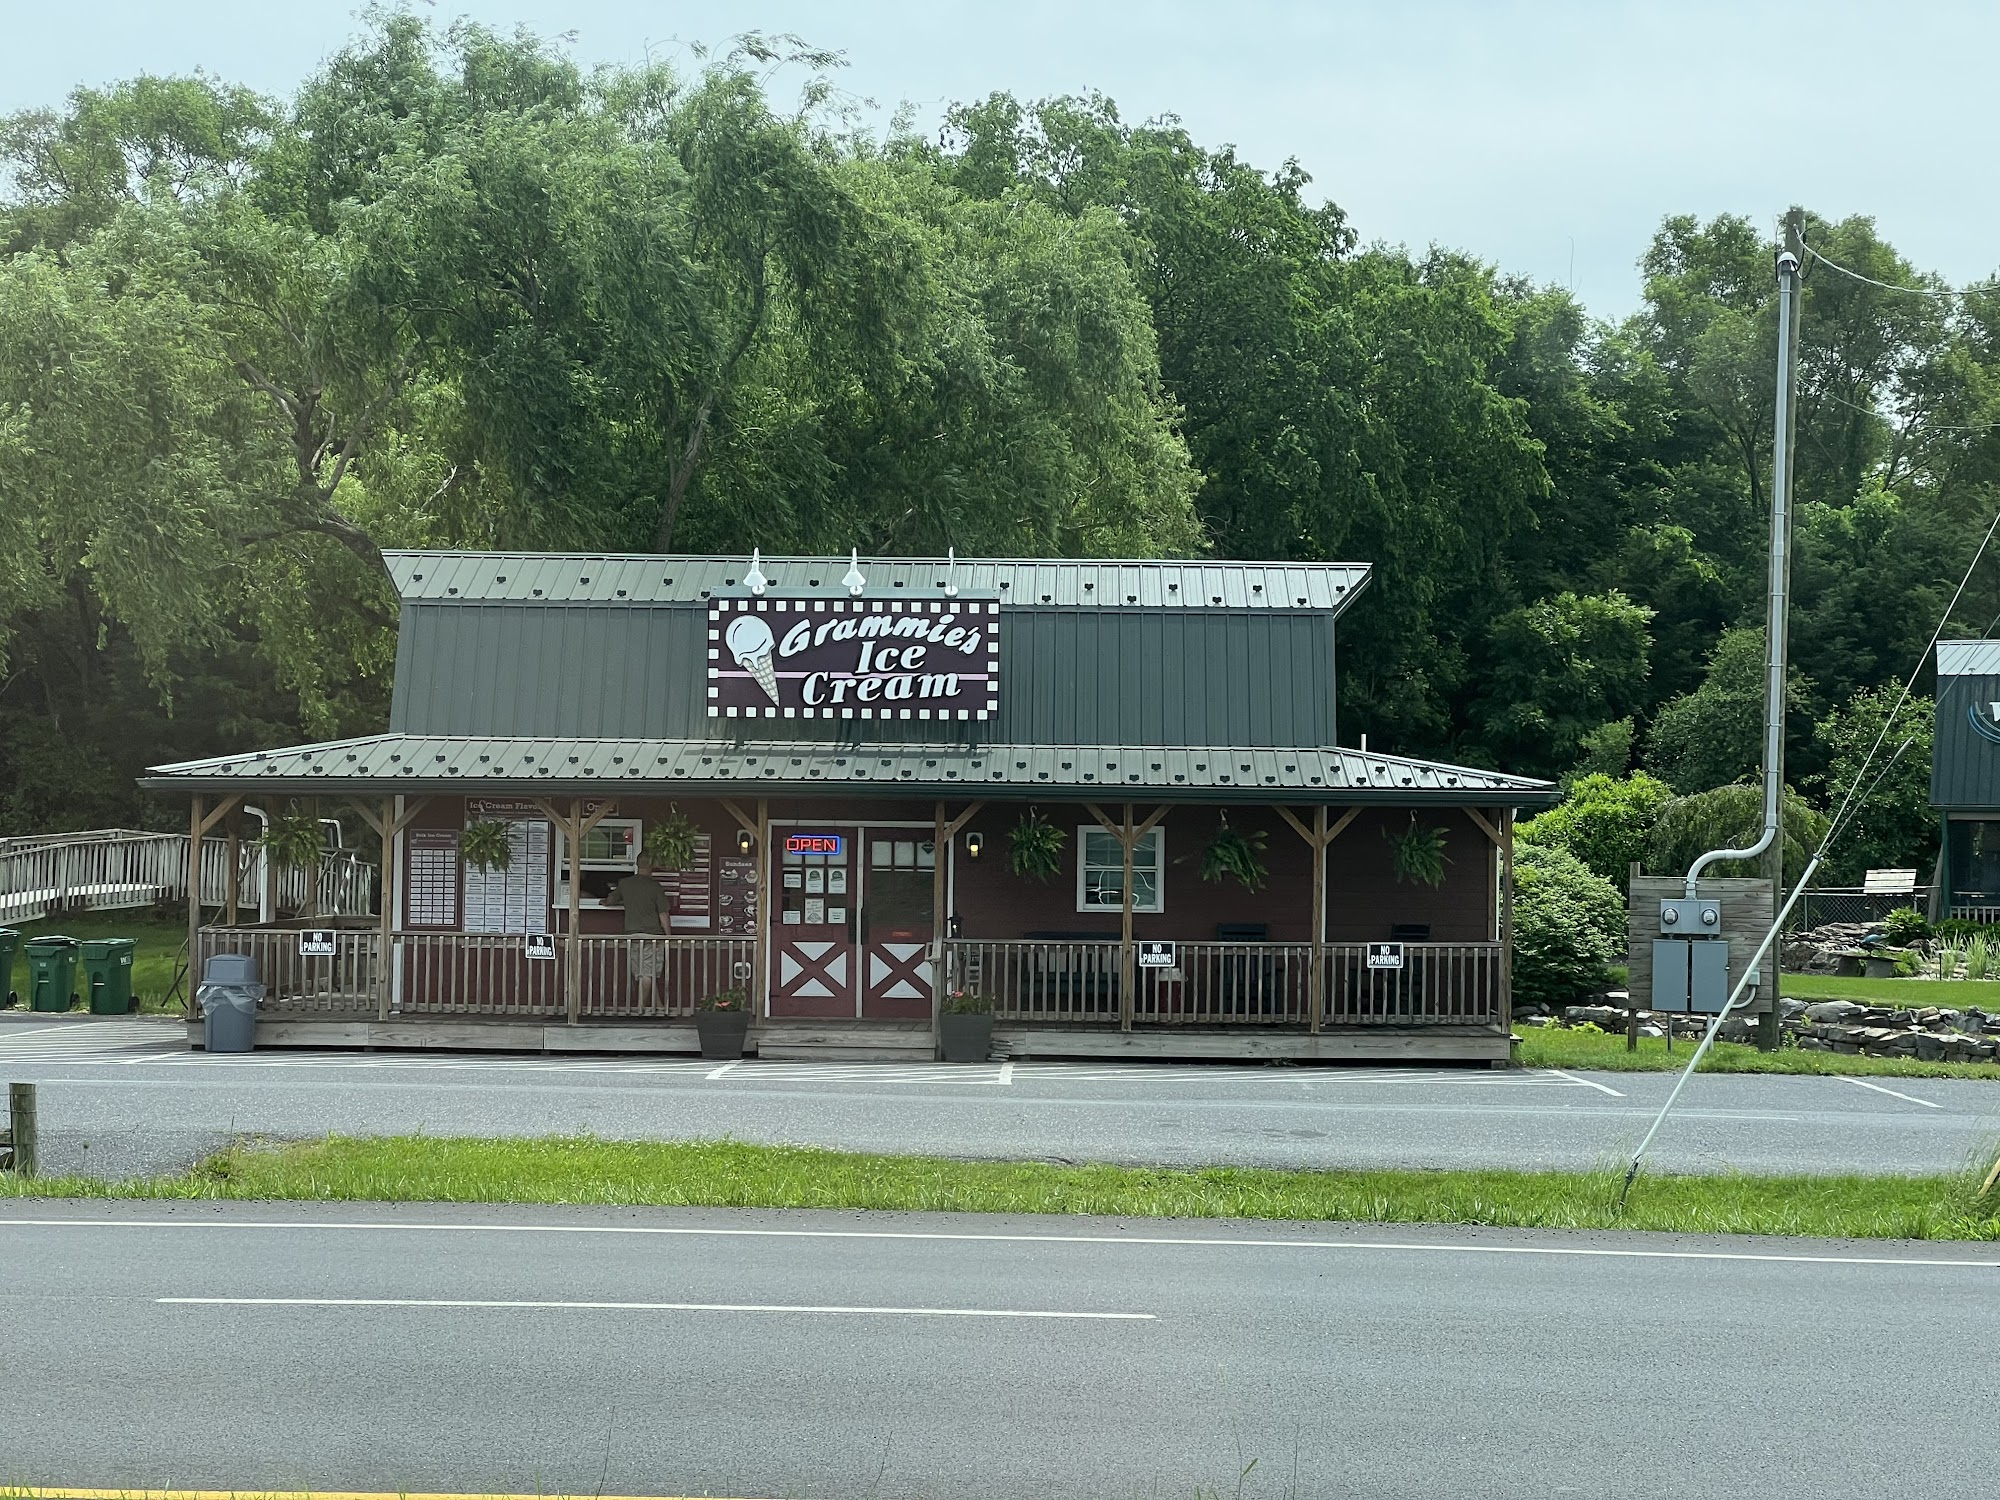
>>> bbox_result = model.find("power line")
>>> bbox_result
[1813,384,2000,433]
[1802,240,2000,300]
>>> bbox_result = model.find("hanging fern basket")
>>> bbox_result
[1199,814,1268,891]
[645,805,701,871]
[459,820,513,873]
[260,812,325,873]
[1386,817,1450,887]
[1007,808,1067,883]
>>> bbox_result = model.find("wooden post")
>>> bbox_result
[187,795,205,990]
[378,797,396,1022]
[1119,803,1137,1032]
[7,1083,36,1178]
[755,799,770,1019]
[933,801,948,1055]
[565,799,584,1026]
[1628,859,1642,1051]
[1500,809,1515,1032]
[225,811,241,927]
[1310,805,1328,1033]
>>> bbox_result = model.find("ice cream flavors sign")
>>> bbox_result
[707,598,1000,720]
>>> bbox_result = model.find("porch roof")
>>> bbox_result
[143,735,1557,807]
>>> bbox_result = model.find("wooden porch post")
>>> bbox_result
[378,797,396,1022]
[755,799,770,1018]
[1310,805,1327,1033]
[1500,808,1515,1030]
[933,802,948,1052]
[1119,804,1136,1032]
[225,811,241,927]
[565,799,584,1026]
[187,794,205,988]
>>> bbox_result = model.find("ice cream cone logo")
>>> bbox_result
[725,614,781,705]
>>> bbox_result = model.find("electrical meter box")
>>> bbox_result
[1658,898,1721,935]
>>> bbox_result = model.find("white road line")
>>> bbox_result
[704,1060,741,1080]
[996,1062,1014,1086]
[158,1295,1154,1320]
[15,1218,1996,1270]
[1836,1076,1943,1109]
[1545,1068,1625,1097]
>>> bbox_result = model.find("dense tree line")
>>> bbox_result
[3,14,1997,871]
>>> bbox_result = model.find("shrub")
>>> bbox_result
[1517,772,1673,892]
[1880,906,1930,946]
[1512,842,1627,1009]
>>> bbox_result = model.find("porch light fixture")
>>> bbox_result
[842,549,866,596]
[743,548,769,597]
[965,830,984,859]
[736,827,755,855]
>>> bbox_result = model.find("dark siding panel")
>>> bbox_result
[1935,674,2000,808]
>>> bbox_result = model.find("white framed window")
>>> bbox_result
[558,817,641,908]
[1077,825,1165,914]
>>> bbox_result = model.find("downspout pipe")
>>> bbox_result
[1685,247,1801,899]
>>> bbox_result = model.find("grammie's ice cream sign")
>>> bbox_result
[708,598,1000,720]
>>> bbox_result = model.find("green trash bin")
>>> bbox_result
[0,927,18,1007]
[24,936,80,1012]
[80,937,138,1015]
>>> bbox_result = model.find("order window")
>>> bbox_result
[1077,826,1164,913]
[557,817,640,908]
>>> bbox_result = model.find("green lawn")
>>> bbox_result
[1517,1022,2000,1080]
[1780,972,2000,1009]
[1,910,187,1013]
[8,1135,2000,1241]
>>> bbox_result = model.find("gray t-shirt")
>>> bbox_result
[611,873,673,934]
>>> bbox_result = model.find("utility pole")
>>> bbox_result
[1759,208,1804,1051]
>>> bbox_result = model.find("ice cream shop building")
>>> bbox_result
[146,552,1558,1061]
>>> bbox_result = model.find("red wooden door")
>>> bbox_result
[769,828,858,1017]
[860,830,936,1020]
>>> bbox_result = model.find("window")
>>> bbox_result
[558,817,640,908]
[1077,826,1164,914]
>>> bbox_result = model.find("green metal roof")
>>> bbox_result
[144,735,1557,807]
[385,552,1373,612]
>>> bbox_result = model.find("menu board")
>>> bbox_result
[463,819,552,935]
[405,828,460,929]
[667,834,713,930]
[717,855,758,935]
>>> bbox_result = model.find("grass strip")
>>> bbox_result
[1516,1023,2000,1079]
[8,1134,2000,1241]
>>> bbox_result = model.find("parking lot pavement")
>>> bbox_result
[4,1015,1998,1179]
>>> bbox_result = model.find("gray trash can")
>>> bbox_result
[199,984,262,1052]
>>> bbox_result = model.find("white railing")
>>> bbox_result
[1,831,370,924]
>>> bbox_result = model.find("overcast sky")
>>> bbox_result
[4,1,1993,320]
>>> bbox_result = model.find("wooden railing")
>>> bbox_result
[576,936,755,1019]
[195,925,379,1013]
[942,938,1503,1028]
[195,927,753,1020]
[1322,943,1504,1025]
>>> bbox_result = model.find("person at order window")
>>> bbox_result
[608,855,674,1003]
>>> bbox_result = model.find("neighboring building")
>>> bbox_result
[145,551,1558,1061]
[1933,640,2000,919]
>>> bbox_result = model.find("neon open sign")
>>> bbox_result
[786,833,846,856]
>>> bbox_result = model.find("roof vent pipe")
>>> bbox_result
[743,548,768,597]
[1685,244,1801,897]
[843,550,866,597]
[944,547,959,598]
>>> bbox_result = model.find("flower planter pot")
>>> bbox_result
[695,1010,752,1061]
[939,1012,995,1063]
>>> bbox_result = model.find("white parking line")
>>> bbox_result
[705,1060,741,1080]
[1545,1068,1625,1097]
[159,1295,1155,1320]
[1836,1076,1943,1109]
[997,1061,1014,1086]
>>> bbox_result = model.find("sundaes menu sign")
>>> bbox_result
[707,598,1000,720]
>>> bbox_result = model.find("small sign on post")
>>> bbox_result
[524,932,557,962]
[298,930,337,957]
[1365,942,1405,971]
[1137,940,1176,969]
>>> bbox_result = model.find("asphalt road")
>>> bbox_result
[3,1200,1997,1499]
[3,1015,1999,1179]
